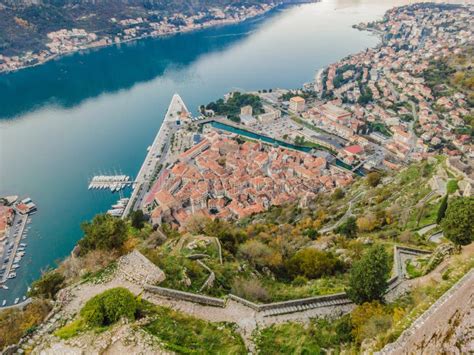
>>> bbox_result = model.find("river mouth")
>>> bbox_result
[0,0,415,304]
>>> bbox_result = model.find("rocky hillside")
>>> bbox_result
[1,158,472,353]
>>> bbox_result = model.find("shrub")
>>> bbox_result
[231,277,269,302]
[54,319,84,340]
[29,271,65,300]
[79,214,127,255]
[332,188,345,200]
[346,245,390,304]
[237,240,282,270]
[292,275,309,286]
[0,300,51,349]
[356,213,378,232]
[80,287,137,327]
[367,172,382,187]
[130,210,146,229]
[351,301,392,344]
[335,216,357,238]
[286,249,345,280]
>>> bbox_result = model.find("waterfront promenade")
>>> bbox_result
[122,94,189,217]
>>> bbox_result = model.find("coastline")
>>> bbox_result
[0,4,280,76]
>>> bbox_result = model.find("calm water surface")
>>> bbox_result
[0,0,417,302]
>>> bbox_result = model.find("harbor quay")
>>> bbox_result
[0,196,36,307]
[122,94,192,218]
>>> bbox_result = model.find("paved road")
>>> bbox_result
[416,223,438,236]
[0,212,27,285]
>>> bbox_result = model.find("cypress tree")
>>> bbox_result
[436,194,448,224]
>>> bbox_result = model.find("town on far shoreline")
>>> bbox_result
[0,2,277,73]
[108,2,472,229]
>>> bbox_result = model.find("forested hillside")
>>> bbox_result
[0,0,279,56]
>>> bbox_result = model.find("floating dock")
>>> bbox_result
[88,175,133,192]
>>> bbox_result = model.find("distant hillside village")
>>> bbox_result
[0,2,277,72]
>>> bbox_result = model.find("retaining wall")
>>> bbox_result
[144,285,225,307]
[143,245,432,316]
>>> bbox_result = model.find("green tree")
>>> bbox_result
[130,210,145,229]
[29,271,65,300]
[346,245,390,304]
[78,214,127,255]
[81,287,137,327]
[336,216,357,238]
[441,197,474,246]
[436,194,448,224]
[366,172,381,187]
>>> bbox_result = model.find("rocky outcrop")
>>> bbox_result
[378,269,474,354]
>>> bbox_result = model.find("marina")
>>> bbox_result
[106,197,130,218]
[88,175,134,192]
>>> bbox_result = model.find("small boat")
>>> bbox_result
[8,273,16,279]
[12,264,20,269]
[22,296,26,301]
[14,298,19,304]
[27,287,31,292]
[20,243,27,247]
[1,300,6,306]
[1,285,8,290]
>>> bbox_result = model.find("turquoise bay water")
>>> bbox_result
[0,0,410,303]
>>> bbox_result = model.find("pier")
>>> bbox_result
[88,175,134,192]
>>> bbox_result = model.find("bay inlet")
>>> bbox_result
[0,0,413,304]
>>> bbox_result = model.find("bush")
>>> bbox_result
[231,277,269,302]
[286,249,345,280]
[237,240,282,270]
[356,213,378,232]
[367,172,382,187]
[80,287,137,327]
[0,300,51,349]
[78,214,127,255]
[29,271,65,300]
[130,210,146,229]
[292,275,308,286]
[351,301,392,344]
[336,216,357,238]
[332,188,345,200]
[346,245,390,304]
